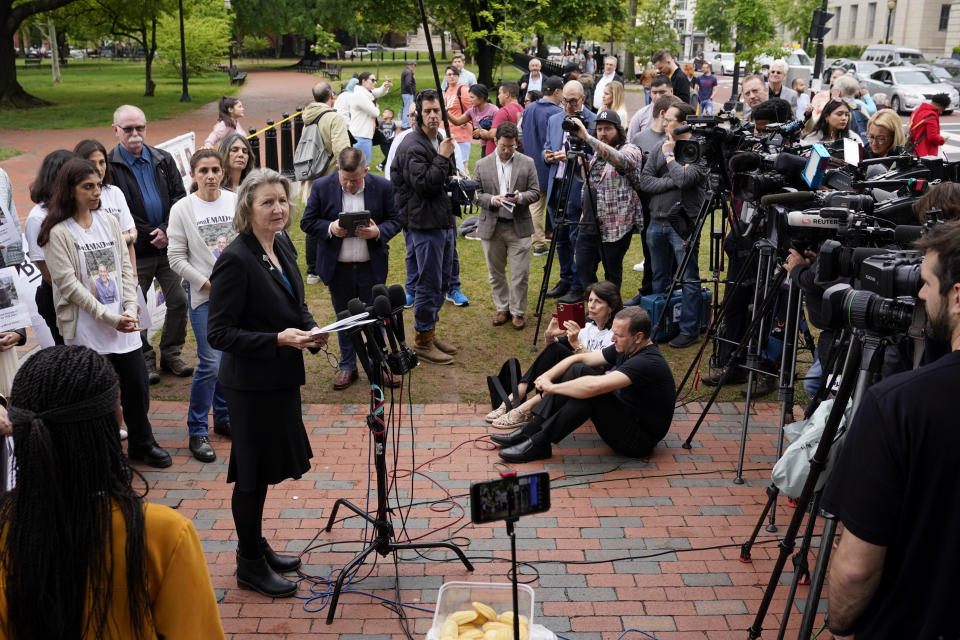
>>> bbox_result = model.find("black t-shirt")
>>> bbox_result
[601,343,675,439]
[821,349,960,638]
[670,67,691,104]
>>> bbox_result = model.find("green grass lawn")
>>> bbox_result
[1,59,237,130]
[0,148,22,161]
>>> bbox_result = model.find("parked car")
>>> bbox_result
[547,45,562,63]
[364,43,394,53]
[344,47,372,59]
[822,58,879,84]
[755,48,814,86]
[917,63,960,92]
[861,44,926,67]
[860,66,960,114]
[69,48,85,59]
[711,52,736,75]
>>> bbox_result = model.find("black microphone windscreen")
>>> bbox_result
[894,225,924,244]
[347,298,367,316]
[728,151,762,173]
[371,284,389,301]
[389,284,406,309]
[760,191,817,207]
[672,124,692,136]
[373,296,393,319]
[337,309,351,320]
[773,152,806,176]
[865,163,888,179]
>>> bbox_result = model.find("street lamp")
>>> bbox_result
[223,0,233,70]
[885,0,897,45]
[178,0,190,102]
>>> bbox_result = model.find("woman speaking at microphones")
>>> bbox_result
[207,169,328,598]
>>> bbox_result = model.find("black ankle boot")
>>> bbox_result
[236,553,298,597]
[259,538,302,572]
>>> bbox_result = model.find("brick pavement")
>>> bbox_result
[141,398,826,640]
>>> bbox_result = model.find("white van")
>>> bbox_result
[861,45,927,66]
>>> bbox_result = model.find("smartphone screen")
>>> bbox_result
[470,472,551,524]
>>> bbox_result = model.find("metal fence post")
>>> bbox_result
[248,127,261,168]
[280,113,294,178]
[264,120,278,171]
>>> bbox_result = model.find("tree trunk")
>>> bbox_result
[0,23,50,107]
[439,29,446,59]
[47,19,62,83]
[469,12,497,87]
[624,0,638,80]
[536,33,546,59]
[144,23,156,97]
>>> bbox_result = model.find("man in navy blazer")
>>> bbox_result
[521,75,564,255]
[543,80,596,303]
[300,147,403,389]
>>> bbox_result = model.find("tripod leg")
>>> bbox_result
[324,497,378,532]
[774,491,823,640]
[392,541,475,571]
[739,484,778,563]
[797,516,839,640]
[325,540,382,623]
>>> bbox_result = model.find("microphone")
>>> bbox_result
[894,225,925,244]
[760,191,818,207]
[348,298,388,366]
[785,211,844,229]
[728,151,762,173]
[373,295,401,353]
[337,309,374,382]
[388,284,409,344]
[672,124,692,136]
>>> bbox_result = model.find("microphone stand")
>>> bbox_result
[323,294,471,624]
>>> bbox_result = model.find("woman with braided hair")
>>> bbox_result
[0,345,224,639]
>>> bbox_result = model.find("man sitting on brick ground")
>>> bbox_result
[492,307,675,462]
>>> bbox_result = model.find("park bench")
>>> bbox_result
[23,58,41,66]
[228,65,247,85]
[323,63,342,80]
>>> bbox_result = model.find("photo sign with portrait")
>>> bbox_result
[156,131,196,194]
[0,266,31,334]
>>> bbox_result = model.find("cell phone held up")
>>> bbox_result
[556,301,586,328]
[470,472,551,525]
[338,210,371,237]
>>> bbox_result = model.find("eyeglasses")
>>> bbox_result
[562,98,582,106]
[117,125,146,134]
[867,135,891,144]
[662,117,679,123]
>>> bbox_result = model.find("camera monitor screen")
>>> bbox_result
[470,472,551,524]
[803,143,830,188]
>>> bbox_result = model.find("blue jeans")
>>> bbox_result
[329,262,378,371]
[648,222,701,337]
[548,179,580,288]
[803,354,822,398]
[700,99,714,116]
[186,290,229,436]
[408,228,455,332]
[404,229,418,297]
[354,137,373,165]
[401,93,414,129]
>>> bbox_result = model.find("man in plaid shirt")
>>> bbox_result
[565,110,642,292]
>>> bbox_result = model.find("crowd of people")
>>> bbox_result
[0,47,959,635]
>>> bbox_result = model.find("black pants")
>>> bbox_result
[137,254,188,366]
[575,231,633,292]
[35,281,63,345]
[530,363,661,457]
[305,232,319,276]
[520,341,574,386]
[107,348,157,451]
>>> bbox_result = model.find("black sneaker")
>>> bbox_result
[213,421,232,437]
[557,289,586,304]
[189,436,216,463]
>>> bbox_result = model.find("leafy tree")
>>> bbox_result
[309,29,338,58]
[694,0,733,51]
[694,0,777,90]
[630,0,677,69]
[241,34,270,57]
[0,0,83,107]
[155,0,230,75]
[773,0,820,49]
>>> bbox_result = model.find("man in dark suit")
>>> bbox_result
[472,122,541,329]
[301,148,403,390]
[543,80,596,303]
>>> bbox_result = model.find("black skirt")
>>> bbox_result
[223,386,313,491]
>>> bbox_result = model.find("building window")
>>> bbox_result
[674,0,686,9]
[849,5,859,38]
[866,3,877,37]
[833,6,842,39]
[940,4,950,30]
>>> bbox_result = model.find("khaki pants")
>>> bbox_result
[529,192,548,250]
[481,222,532,317]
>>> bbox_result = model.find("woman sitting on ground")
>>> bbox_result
[218,133,255,191]
[204,96,246,149]
[0,344,224,639]
[486,280,621,429]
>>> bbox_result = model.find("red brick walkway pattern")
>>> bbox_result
[142,397,824,640]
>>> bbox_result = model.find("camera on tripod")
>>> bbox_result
[560,111,592,154]
[673,114,757,166]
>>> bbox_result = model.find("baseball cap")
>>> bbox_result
[595,109,621,126]
[563,63,580,74]
[543,76,564,92]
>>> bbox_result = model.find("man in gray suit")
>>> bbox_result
[767,60,798,116]
[472,122,541,330]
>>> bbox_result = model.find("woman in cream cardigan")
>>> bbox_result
[38,157,170,468]
[167,149,235,463]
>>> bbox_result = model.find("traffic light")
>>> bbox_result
[810,8,835,40]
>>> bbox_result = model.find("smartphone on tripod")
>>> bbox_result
[470,472,551,524]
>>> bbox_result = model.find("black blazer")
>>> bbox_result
[299,172,403,286]
[208,232,317,391]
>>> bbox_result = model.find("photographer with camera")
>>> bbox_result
[390,89,460,365]
[637,102,706,349]
[820,221,960,638]
[564,109,642,293]
[542,81,597,303]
